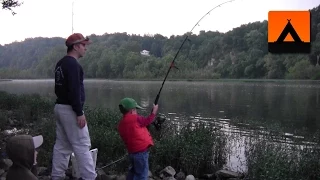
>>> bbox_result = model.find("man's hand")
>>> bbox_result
[77,114,87,128]
[152,104,159,115]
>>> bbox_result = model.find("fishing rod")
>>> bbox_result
[94,0,238,172]
[152,0,237,130]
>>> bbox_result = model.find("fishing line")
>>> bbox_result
[152,0,237,130]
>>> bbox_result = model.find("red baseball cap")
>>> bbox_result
[65,33,92,47]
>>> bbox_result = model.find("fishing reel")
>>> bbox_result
[152,114,166,131]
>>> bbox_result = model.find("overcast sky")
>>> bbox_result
[0,0,319,45]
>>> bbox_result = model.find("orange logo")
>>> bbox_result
[268,11,311,54]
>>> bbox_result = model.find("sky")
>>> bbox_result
[0,0,319,45]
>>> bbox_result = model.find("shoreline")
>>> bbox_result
[0,91,320,179]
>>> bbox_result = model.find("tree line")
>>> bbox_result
[0,4,320,80]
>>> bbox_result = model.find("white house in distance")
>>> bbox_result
[140,50,150,56]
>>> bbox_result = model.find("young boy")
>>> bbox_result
[117,97,159,180]
[6,134,43,180]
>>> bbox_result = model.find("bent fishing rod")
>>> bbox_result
[151,0,237,130]
[96,1,239,171]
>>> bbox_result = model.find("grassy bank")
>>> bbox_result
[0,91,320,179]
[0,91,226,176]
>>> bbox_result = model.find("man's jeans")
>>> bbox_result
[126,150,149,180]
[51,104,97,180]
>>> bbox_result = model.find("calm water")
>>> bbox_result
[1,79,320,171]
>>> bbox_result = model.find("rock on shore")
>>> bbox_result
[0,158,244,180]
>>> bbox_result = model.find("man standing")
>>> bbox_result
[51,33,97,180]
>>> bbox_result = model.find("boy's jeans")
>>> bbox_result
[126,150,149,180]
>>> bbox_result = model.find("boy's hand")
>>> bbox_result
[152,104,159,114]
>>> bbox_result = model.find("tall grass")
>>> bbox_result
[0,91,226,176]
[149,121,227,176]
[244,132,320,179]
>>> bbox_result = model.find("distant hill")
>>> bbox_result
[0,4,320,80]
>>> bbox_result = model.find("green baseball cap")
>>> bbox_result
[119,97,143,111]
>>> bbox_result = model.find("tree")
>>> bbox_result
[2,0,23,15]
